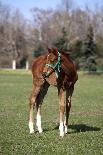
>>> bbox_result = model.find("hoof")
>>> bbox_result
[30,129,34,134]
[38,127,43,133]
[29,122,34,134]
[59,124,64,137]
[60,132,64,137]
[64,126,68,134]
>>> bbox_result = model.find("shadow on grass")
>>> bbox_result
[68,124,101,133]
[54,124,101,133]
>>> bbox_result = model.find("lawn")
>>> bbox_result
[0,70,103,155]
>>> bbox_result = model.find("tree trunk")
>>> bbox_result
[12,60,16,70]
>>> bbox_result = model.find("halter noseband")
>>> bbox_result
[42,51,61,79]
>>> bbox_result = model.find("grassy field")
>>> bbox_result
[0,70,103,155]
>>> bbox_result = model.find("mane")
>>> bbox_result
[48,48,71,58]
[59,49,75,75]
[60,50,70,57]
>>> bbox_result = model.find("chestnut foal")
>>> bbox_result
[29,48,78,137]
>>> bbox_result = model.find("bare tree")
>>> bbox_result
[0,0,103,69]
[61,0,74,12]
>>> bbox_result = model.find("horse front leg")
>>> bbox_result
[29,85,41,134]
[29,95,35,134]
[36,104,43,133]
[58,88,65,137]
[64,85,74,134]
[36,81,50,133]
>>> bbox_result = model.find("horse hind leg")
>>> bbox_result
[36,82,50,133]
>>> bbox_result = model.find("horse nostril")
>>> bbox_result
[42,72,47,78]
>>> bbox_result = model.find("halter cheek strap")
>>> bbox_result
[43,51,61,79]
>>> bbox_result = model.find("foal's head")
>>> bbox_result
[46,48,58,64]
[43,48,59,78]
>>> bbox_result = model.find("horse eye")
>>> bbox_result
[50,58,57,63]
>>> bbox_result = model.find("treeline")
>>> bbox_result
[0,0,103,70]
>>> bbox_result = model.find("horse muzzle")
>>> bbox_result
[42,72,47,79]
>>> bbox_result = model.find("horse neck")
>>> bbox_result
[61,53,75,75]
[32,55,47,77]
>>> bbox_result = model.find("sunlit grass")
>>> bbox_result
[0,71,103,155]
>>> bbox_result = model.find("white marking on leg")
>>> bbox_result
[64,125,68,134]
[29,121,34,134]
[36,114,43,133]
[59,122,64,137]
[64,119,68,134]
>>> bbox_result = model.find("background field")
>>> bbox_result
[0,70,103,155]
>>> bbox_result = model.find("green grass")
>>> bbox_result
[0,70,103,155]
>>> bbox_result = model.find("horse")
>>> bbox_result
[29,48,78,137]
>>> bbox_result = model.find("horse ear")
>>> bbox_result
[52,48,58,56]
[47,48,52,53]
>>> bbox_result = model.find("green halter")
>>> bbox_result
[44,51,61,79]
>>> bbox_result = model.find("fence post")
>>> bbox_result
[26,60,29,70]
